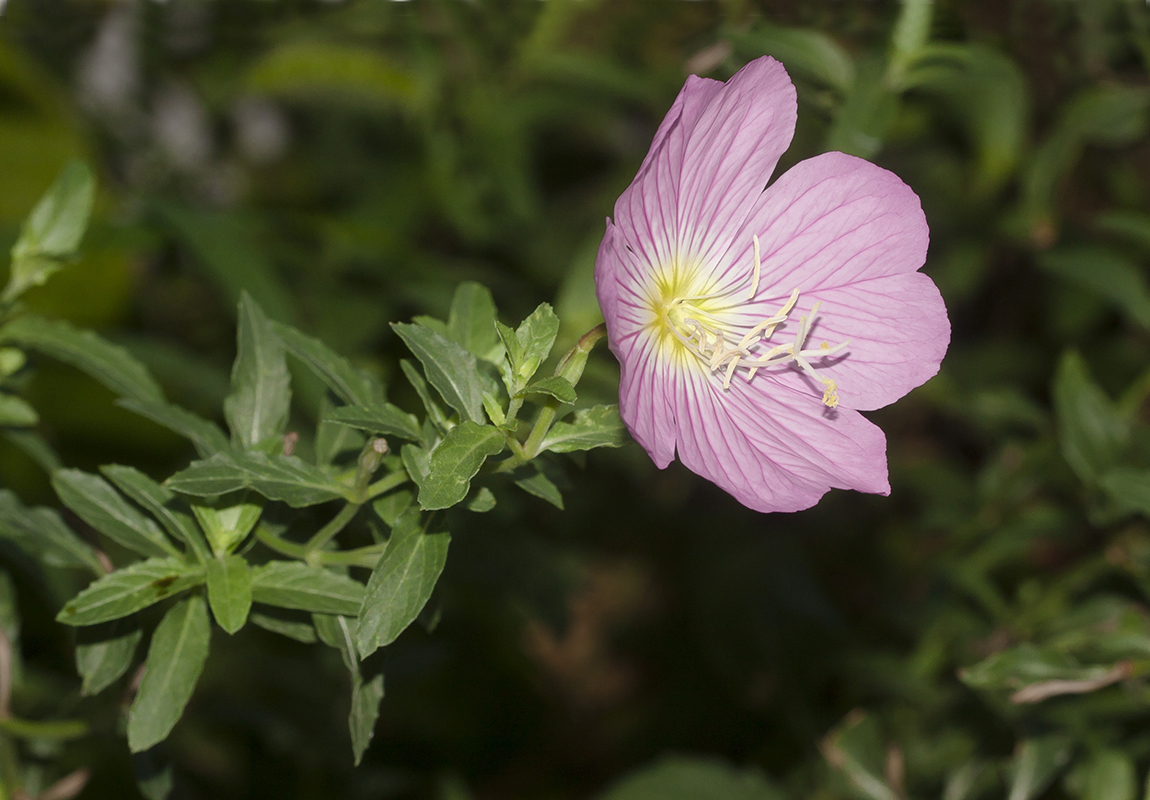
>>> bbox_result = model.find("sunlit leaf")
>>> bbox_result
[418,422,505,510]
[127,595,211,752]
[225,293,292,450]
[57,558,204,627]
[356,508,449,657]
[250,561,364,615]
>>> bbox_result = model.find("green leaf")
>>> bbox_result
[541,405,627,453]
[0,316,163,403]
[1082,751,1136,800]
[513,303,560,383]
[325,403,421,442]
[350,671,385,766]
[372,490,413,527]
[466,487,496,513]
[57,558,204,626]
[519,376,576,404]
[1101,468,1150,517]
[313,612,358,673]
[400,359,449,432]
[821,713,899,800]
[225,293,292,450]
[117,399,230,458]
[826,56,899,158]
[418,422,505,510]
[1039,246,1150,328]
[0,393,37,426]
[245,41,416,108]
[128,595,211,752]
[512,464,564,510]
[960,643,1118,692]
[52,469,178,558]
[901,44,1029,192]
[1007,737,1072,800]
[205,555,252,635]
[731,25,854,93]
[3,429,62,473]
[250,561,365,615]
[4,161,96,303]
[597,756,784,800]
[167,452,350,507]
[249,612,317,643]
[400,444,429,489]
[448,281,502,362]
[356,509,450,657]
[0,489,103,573]
[192,499,262,556]
[1053,351,1128,483]
[100,465,209,562]
[75,616,142,696]
[273,321,381,407]
[156,204,296,326]
[393,322,487,423]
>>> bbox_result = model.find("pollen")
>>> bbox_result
[650,237,850,407]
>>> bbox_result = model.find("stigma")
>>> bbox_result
[652,235,849,408]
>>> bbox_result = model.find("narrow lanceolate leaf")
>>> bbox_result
[418,422,504,511]
[519,376,576,404]
[313,613,359,673]
[350,671,385,766]
[167,452,350,507]
[1053,351,1128,483]
[356,509,449,657]
[512,465,564,510]
[4,161,96,303]
[225,294,292,450]
[0,489,103,573]
[273,321,381,407]
[250,561,365,615]
[540,405,628,454]
[57,558,204,627]
[1007,737,1072,800]
[52,469,178,558]
[325,404,421,442]
[0,394,38,426]
[249,612,317,644]
[205,555,252,635]
[128,595,211,753]
[75,616,143,696]
[514,303,560,382]
[1101,468,1150,517]
[447,281,502,362]
[117,399,229,458]
[12,161,95,261]
[100,465,209,562]
[399,359,448,432]
[0,316,163,403]
[392,322,486,423]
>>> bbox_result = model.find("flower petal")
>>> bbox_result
[675,57,798,269]
[670,365,889,513]
[797,272,949,411]
[613,75,724,273]
[616,333,679,469]
[716,151,929,295]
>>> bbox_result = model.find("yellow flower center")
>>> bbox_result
[648,236,847,408]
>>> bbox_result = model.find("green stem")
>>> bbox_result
[363,469,409,501]
[522,399,560,460]
[255,525,309,560]
[319,542,388,568]
[303,502,361,553]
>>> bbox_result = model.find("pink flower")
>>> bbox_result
[594,56,949,513]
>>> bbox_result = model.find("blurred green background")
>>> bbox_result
[3,0,1150,798]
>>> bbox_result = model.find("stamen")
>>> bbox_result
[656,236,849,408]
[748,235,762,300]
